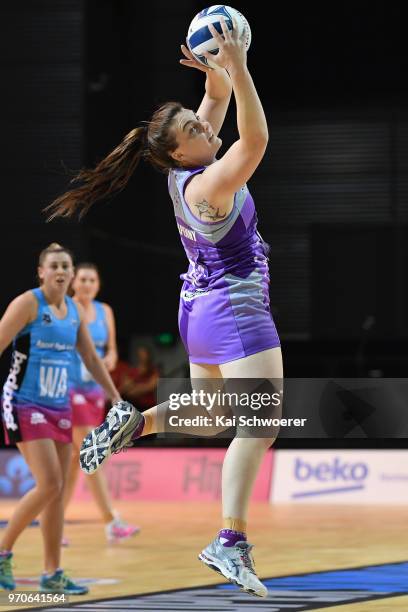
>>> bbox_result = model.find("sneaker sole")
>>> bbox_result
[79,402,140,474]
[198,551,268,598]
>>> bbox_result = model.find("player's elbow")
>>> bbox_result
[245,132,268,153]
[256,128,269,146]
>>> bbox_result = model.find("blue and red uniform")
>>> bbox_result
[69,300,108,427]
[1,288,80,444]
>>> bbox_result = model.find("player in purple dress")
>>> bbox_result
[48,19,282,598]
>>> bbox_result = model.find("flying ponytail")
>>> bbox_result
[45,127,147,220]
[46,101,183,221]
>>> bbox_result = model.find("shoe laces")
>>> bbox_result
[0,556,13,577]
[236,542,256,574]
[58,569,76,588]
[112,444,131,456]
[112,435,133,455]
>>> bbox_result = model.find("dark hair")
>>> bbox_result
[45,102,183,220]
[74,262,100,278]
[70,262,101,297]
[38,243,74,285]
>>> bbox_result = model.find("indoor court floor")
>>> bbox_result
[0,500,407,611]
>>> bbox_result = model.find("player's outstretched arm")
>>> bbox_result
[180,44,232,137]
[188,18,268,212]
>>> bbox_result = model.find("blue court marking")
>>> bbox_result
[217,561,408,593]
[25,560,408,611]
[292,484,365,498]
[0,518,96,527]
[0,519,39,527]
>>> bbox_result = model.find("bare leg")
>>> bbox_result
[39,441,72,573]
[194,350,282,599]
[140,363,227,437]
[219,347,283,521]
[65,427,114,523]
[63,434,81,512]
[0,440,63,552]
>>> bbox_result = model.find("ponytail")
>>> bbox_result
[45,127,147,220]
[38,243,73,266]
[46,101,184,221]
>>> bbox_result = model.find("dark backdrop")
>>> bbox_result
[1,0,407,386]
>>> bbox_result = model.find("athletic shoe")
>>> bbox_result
[79,401,143,475]
[39,569,88,595]
[105,516,140,543]
[0,552,15,590]
[199,537,268,598]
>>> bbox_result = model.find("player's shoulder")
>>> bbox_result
[14,290,38,310]
[74,300,85,321]
[100,302,113,316]
[5,290,38,324]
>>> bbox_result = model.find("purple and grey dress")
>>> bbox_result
[168,167,280,365]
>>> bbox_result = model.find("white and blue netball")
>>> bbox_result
[187,6,251,69]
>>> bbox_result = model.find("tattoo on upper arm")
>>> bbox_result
[195,199,226,221]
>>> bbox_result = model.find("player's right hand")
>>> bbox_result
[203,17,247,72]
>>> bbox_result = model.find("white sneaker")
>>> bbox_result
[105,515,140,543]
[79,401,143,474]
[199,537,268,598]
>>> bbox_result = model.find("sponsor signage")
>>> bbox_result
[271,450,408,504]
[74,448,273,502]
[0,451,35,497]
[0,448,273,501]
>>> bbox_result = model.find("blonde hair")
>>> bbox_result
[37,243,74,285]
[38,243,74,266]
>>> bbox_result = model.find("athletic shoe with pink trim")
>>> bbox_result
[105,517,140,543]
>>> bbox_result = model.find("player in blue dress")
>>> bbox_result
[47,19,282,598]
[0,244,122,593]
[63,263,139,543]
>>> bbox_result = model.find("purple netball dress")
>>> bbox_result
[168,167,280,364]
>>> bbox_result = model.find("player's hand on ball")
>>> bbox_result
[203,17,247,71]
[180,44,212,73]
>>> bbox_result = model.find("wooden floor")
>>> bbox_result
[0,500,407,610]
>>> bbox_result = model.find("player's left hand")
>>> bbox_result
[180,44,212,73]
[103,353,116,372]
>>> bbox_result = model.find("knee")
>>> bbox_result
[255,436,276,451]
[37,476,63,500]
[262,436,276,450]
[237,436,275,450]
[199,424,231,437]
